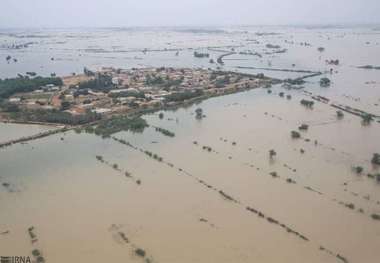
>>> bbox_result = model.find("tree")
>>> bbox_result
[320,77,331,87]
[194,51,209,58]
[0,76,63,99]
[361,114,373,124]
[336,111,344,119]
[159,112,164,119]
[300,99,314,108]
[269,149,277,158]
[60,101,71,111]
[0,102,20,112]
[354,166,363,174]
[195,108,203,119]
[291,131,301,139]
[298,124,309,131]
[372,153,380,165]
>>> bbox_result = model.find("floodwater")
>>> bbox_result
[0,26,380,263]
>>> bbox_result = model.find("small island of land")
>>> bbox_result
[0,67,277,126]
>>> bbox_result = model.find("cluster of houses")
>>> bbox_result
[7,67,270,117]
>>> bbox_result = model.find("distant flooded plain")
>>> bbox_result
[1,26,380,262]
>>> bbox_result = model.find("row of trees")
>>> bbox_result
[10,109,100,125]
[145,74,184,88]
[0,76,63,99]
[165,89,204,103]
[77,73,113,92]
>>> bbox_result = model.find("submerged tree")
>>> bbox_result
[361,113,374,125]
[317,47,325,52]
[354,166,364,174]
[269,149,277,159]
[372,153,380,165]
[298,124,309,131]
[320,77,331,87]
[195,108,203,119]
[300,99,314,108]
[291,131,301,139]
[336,110,344,119]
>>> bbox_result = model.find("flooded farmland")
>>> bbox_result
[1,26,380,263]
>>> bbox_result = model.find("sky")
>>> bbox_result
[1,0,380,28]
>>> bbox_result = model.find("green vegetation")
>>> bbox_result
[145,74,183,88]
[78,73,113,92]
[155,127,175,137]
[300,99,314,108]
[193,51,210,58]
[135,248,146,257]
[361,113,374,124]
[270,172,278,178]
[165,89,204,103]
[214,75,231,88]
[158,112,164,119]
[9,109,100,125]
[93,116,148,138]
[354,166,363,174]
[31,249,41,257]
[108,91,145,99]
[83,67,95,76]
[0,101,20,112]
[195,108,203,119]
[291,131,301,139]
[60,101,71,111]
[266,44,281,49]
[286,178,296,184]
[285,78,305,85]
[0,76,63,99]
[336,110,344,119]
[202,146,212,152]
[320,77,331,87]
[358,65,380,70]
[372,153,380,165]
[144,150,164,162]
[26,72,37,77]
[371,214,380,220]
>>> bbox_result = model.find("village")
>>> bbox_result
[1,67,275,125]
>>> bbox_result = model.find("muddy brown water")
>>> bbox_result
[0,86,379,263]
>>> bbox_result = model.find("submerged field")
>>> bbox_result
[0,26,380,262]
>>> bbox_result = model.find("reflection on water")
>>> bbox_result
[0,26,380,262]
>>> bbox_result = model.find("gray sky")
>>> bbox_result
[1,0,380,27]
